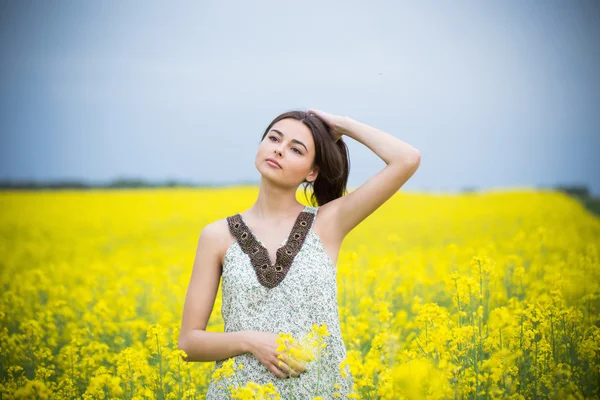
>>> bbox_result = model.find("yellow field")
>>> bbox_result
[1,188,599,399]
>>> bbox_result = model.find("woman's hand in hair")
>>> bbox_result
[307,109,349,143]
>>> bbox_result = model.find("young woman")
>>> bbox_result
[178,109,421,398]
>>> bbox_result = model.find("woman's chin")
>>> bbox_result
[259,162,282,174]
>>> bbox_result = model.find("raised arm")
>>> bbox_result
[309,110,421,242]
[178,222,250,362]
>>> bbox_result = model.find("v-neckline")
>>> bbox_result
[237,205,308,266]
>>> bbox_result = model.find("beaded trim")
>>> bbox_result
[226,210,315,289]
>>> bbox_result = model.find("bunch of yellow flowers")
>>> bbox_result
[276,323,331,374]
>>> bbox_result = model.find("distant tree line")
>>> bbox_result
[0,178,258,190]
[550,184,600,216]
[0,180,595,196]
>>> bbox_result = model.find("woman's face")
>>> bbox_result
[255,118,318,185]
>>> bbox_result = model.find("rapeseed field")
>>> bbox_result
[1,188,598,399]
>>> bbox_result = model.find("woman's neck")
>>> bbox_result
[250,181,304,220]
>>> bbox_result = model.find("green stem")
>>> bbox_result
[177,358,182,400]
[127,358,134,400]
[155,333,164,400]
[288,368,293,400]
[454,278,462,328]
[232,361,243,393]
[315,343,323,396]
[287,349,295,400]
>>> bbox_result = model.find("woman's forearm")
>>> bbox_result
[340,117,420,165]
[179,329,252,362]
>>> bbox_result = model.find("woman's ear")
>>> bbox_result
[305,166,319,183]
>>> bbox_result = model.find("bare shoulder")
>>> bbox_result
[179,216,234,341]
[201,217,235,268]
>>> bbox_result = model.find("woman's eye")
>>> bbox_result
[268,136,302,155]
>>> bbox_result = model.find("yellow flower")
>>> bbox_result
[211,357,237,382]
[312,323,330,337]
[231,380,281,399]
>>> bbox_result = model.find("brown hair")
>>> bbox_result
[259,109,350,206]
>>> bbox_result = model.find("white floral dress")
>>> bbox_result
[205,205,354,399]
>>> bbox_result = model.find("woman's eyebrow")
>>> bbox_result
[269,129,308,152]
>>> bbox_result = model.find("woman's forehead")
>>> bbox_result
[271,118,312,139]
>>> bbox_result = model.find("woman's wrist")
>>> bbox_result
[240,330,255,354]
[339,116,355,138]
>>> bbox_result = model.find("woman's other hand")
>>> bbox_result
[307,108,349,143]
[246,331,307,379]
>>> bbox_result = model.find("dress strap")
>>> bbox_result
[310,206,319,230]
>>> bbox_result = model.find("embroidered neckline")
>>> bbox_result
[226,207,315,289]
[238,206,308,263]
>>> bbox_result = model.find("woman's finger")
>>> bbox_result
[279,347,308,372]
[277,360,299,377]
[312,109,338,125]
[308,109,323,118]
[269,362,287,379]
[287,357,307,373]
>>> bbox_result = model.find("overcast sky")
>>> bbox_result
[1,0,599,194]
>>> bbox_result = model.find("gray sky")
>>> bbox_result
[1,0,599,194]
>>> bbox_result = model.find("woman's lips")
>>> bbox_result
[266,159,281,168]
